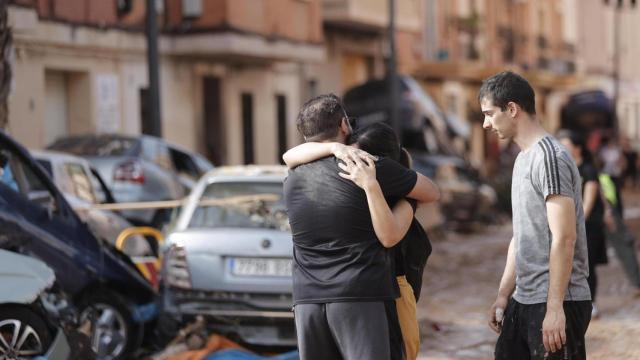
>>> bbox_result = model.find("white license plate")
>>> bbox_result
[230,258,292,277]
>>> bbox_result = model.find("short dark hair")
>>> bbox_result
[348,122,401,161]
[478,71,536,115]
[296,94,347,141]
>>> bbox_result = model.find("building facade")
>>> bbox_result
[8,0,325,165]
[414,0,580,171]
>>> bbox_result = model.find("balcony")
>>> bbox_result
[162,0,325,62]
[322,0,421,33]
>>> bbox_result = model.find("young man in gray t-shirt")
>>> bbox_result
[480,71,591,360]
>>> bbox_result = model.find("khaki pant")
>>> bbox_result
[395,276,420,359]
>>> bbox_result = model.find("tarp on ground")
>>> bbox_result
[167,334,298,360]
[204,349,299,360]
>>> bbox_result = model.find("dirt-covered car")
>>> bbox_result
[161,166,294,347]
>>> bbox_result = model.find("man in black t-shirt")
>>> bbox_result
[284,94,441,360]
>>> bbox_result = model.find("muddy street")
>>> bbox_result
[417,191,640,360]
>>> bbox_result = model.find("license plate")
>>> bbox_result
[230,258,292,277]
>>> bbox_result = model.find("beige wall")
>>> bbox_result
[161,59,198,151]
[9,43,150,148]
[220,64,303,165]
[8,4,313,163]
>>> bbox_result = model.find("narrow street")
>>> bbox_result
[417,190,640,360]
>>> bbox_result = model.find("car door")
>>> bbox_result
[0,141,100,295]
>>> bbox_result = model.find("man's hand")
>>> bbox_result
[331,143,377,165]
[542,306,566,354]
[488,296,508,334]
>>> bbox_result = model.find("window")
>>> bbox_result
[142,138,173,171]
[64,163,97,204]
[48,136,138,157]
[203,77,224,165]
[0,148,57,213]
[276,94,288,164]
[241,93,254,164]
[189,181,286,230]
[169,147,200,179]
[36,160,54,177]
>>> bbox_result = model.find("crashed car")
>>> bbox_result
[32,150,151,256]
[0,131,157,360]
[161,166,295,347]
[410,152,497,228]
[47,134,213,227]
[0,249,72,360]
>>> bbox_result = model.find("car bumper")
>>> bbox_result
[44,327,71,360]
[163,296,295,347]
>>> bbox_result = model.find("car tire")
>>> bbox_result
[79,289,142,360]
[0,306,53,358]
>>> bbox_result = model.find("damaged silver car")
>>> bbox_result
[161,166,294,348]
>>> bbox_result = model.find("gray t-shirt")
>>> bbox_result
[511,135,591,304]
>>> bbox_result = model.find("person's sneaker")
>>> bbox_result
[591,303,599,319]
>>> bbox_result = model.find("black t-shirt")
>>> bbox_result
[284,156,418,304]
[578,162,604,229]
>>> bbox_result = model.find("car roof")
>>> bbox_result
[31,149,90,165]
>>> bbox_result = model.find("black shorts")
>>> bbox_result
[495,298,591,360]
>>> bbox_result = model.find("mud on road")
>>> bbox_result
[417,191,640,359]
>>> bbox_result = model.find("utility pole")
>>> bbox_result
[0,0,11,130]
[146,0,162,137]
[606,0,637,134]
[388,0,402,144]
[612,0,621,135]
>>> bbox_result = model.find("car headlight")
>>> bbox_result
[165,245,192,289]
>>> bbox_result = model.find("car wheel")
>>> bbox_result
[79,290,142,360]
[0,306,52,359]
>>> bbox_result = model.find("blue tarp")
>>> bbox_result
[203,349,299,360]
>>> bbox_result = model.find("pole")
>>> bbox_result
[146,0,162,137]
[612,1,621,135]
[388,0,401,144]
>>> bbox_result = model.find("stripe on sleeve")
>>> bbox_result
[538,141,553,194]
[543,137,561,194]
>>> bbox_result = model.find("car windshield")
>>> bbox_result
[188,181,288,230]
[49,137,139,156]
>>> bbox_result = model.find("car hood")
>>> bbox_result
[0,249,55,304]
